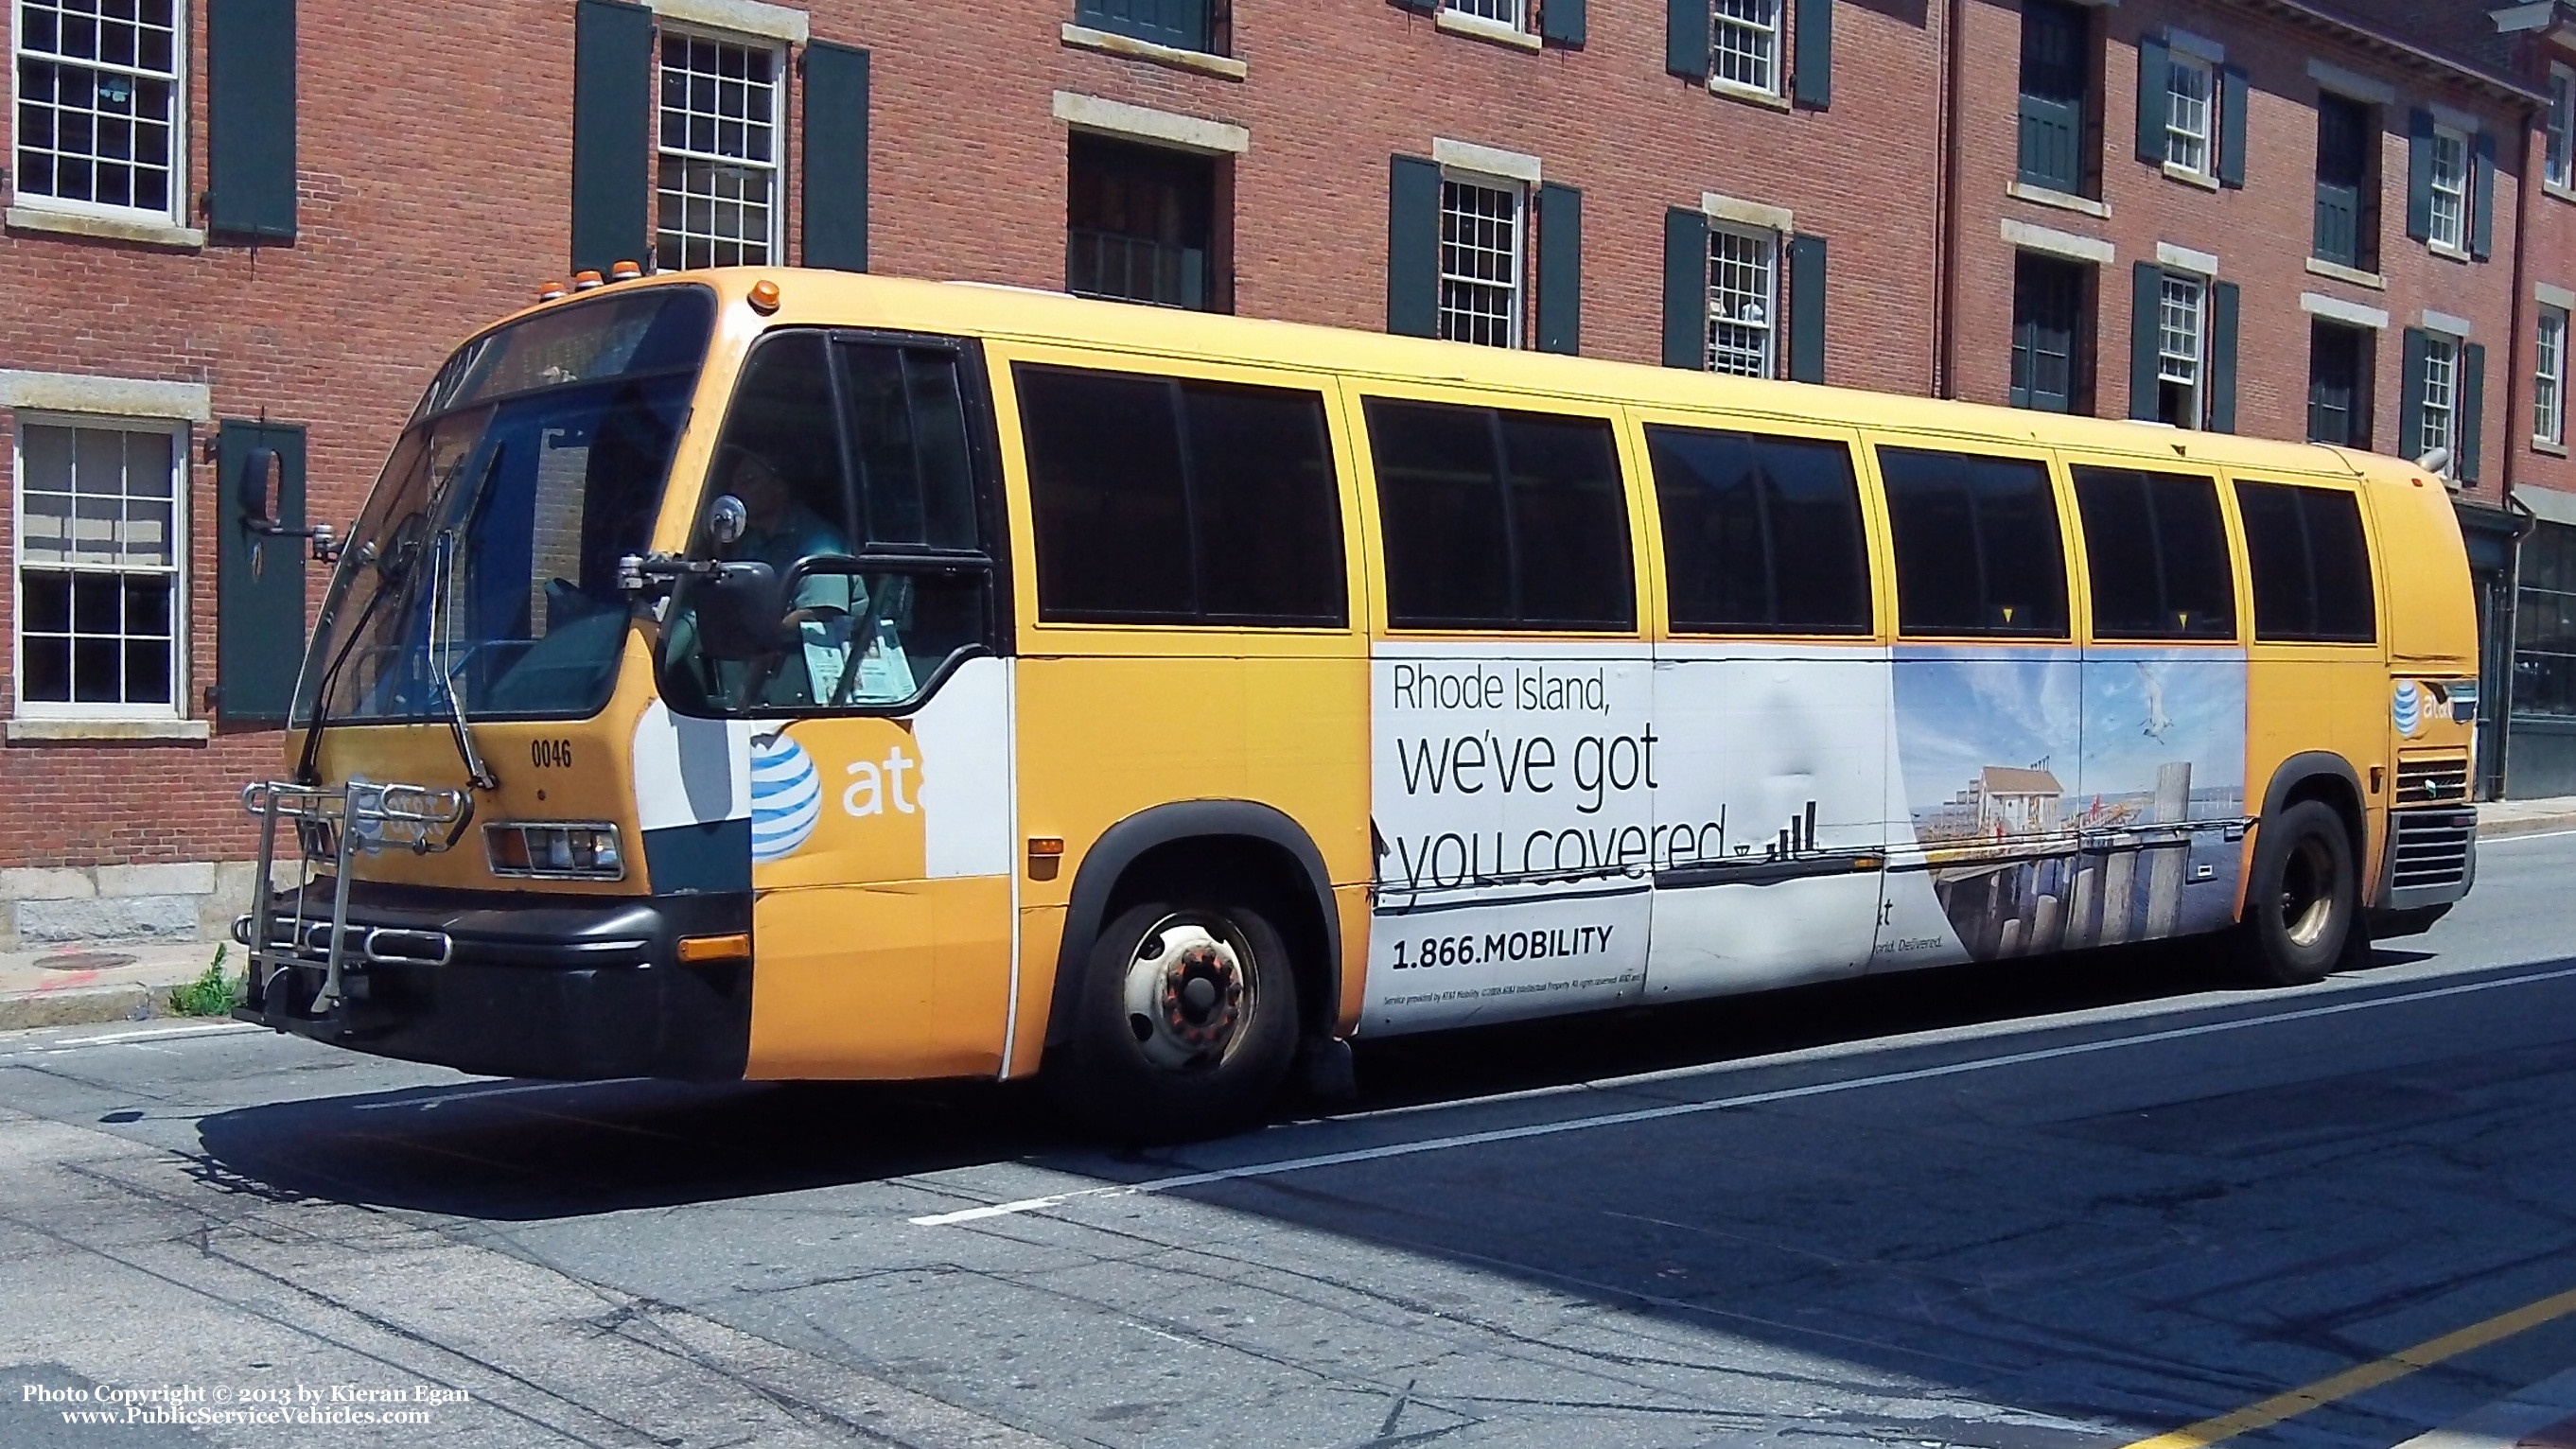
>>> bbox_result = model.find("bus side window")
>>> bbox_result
[1367,399,1634,632]
[2235,480,2376,643]
[1016,364,1346,627]
[1646,425,1871,635]
[838,344,980,551]
[2071,466,2236,640]
[1876,446,2069,638]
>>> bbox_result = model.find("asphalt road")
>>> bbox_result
[6,831,2576,1449]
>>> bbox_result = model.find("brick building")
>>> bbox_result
[0,0,2564,942]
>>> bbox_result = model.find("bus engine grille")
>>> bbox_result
[2393,754,2471,807]
[2389,808,2476,892]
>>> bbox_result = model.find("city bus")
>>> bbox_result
[236,267,2480,1139]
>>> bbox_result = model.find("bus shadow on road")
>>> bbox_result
[186,937,2427,1222]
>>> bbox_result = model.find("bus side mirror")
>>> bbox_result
[237,445,278,529]
[686,560,784,659]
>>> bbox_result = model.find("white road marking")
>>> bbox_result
[2388,1364,2576,1449]
[351,1081,585,1111]
[2484,828,2576,845]
[34,1021,261,1051]
[910,960,2576,1227]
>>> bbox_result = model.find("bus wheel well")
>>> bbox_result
[2282,773,2365,862]
[1098,837,1334,1042]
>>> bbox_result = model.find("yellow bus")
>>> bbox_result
[237,267,2480,1139]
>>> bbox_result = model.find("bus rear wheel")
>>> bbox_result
[1047,899,1298,1143]
[2234,800,2357,987]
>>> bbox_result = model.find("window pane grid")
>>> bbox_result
[1706,225,1777,377]
[2158,273,2202,386]
[2165,58,2211,175]
[12,0,180,217]
[1438,179,1521,349]
[2429,131,2468,250]
[16,422,180,710]
[2421,336,2457,456]
[1442,0,1526,27]
[1711,0,1779,92]
[2550,68,2573,191]
[2539,309,2567,445]
[656,32,780,271]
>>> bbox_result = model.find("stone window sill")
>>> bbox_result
[1433,9,1542,51]
[5,205,204,250]
[2161,162,2221,191]
[1059,24,1247,79]
[2536,437,2569,458]
[2305,257,2386,289]
[2007,183,2110,219]
[2428,240,2475,265]
[7,717,211,742]
[1708,78,1791,112]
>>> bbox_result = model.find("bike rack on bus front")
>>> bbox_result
[238,780,470,1013]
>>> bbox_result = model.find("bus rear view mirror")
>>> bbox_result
[685,560,784,660]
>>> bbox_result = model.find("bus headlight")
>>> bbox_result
[485,822,624,881]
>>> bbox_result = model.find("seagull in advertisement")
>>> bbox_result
[2137,661,2173,742]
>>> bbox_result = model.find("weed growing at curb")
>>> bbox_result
[168,944,242,1018]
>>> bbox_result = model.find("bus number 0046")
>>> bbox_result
[531,739,574,769]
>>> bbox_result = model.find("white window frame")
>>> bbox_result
[9,0,187,226]
[2157,271,2206,429]
[1709,0,1783,98]
[10,412,190,721]
[2420,331,2459,461]
[1436,172,1525,349]
[2539,306,2567,447]
[653,22,788,271]
[1706,223,1781,376]
[2164,52,2216,179]
[2550,64,2574,194]
[1440,0,1530,35]
[2427,124,2471,253]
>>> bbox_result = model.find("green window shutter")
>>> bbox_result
[1793,0,1831,109]
[2207,280,2239,432]
[2398,326,2428,459]
[2460,342,2485,480]
[1541,0,1586,46]
[571,0,654,275]
[2405,108,2435,242]
[2134,35,2169,165]
[802,42,870,271]
[2471,131,2497,260]
[2217,64,2248,188]
[206,0,297,240]
[1668,0,1709,81]
[1536,183,1582,355]
[216,421,308,725]
[1387,156,1441,338]
[2129,262,2164,421]
[1390,0,1435,13]
[1787,232,1827,382]
[1662,207,1709,368]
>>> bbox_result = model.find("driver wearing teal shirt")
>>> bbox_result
[716,446,863,707]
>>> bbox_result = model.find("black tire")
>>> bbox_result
[1045,899,1300,1143]
[2234,799,2358,986]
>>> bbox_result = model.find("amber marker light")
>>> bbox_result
[536,279,568,302]
[609,259,642,282]
[747,278,782,314]
[571,270,605,290]
[676,933,751,964]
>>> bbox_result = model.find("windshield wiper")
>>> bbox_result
[293,554,397,787]
[426,525,499,793]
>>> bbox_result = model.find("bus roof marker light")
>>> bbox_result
[572,270,605,291]
[609,260,642,283]
[536,280,568,302]
[747,279,782,315]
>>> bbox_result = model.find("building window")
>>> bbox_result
[2164,53,2214,178]
[655,29,782,271]
[2518,521,2576,717]
[2314,92,2378,271]
[2427,126,2470,253]
[1066,132,1219,311]
[2549,65,2573,192]
[1706,224,1777,376]
[2010,252,2091,414]
[1439,177,1522,348]
[10,0,182,219]
[2016,0,2094,196]
[1711,0,1781,94]
[2540,306,2568,447]
[13,420,184,714]
[2306,320,2373,448]
[1443,0,1527,31]
[1075,0,1215,53]
[2157,271,2205,428]
[2418,332,2459,458]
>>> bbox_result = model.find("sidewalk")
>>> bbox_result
[2477,794,2576,839]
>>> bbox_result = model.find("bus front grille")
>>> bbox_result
[2393,753,2471,808]
[2389,808,2476,893]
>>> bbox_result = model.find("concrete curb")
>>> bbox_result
[0,983,168,1033]
[2480,812,2576,840]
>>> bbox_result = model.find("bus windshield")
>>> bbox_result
[292,286,715,727]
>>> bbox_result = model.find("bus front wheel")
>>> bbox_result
[2234,800,2358,987]
[1048,899,1299,1143]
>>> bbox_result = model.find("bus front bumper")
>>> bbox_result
[234,882,752,1081]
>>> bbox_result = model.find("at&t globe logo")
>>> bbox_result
[2392,679,2424,739]
[749,733,823,862]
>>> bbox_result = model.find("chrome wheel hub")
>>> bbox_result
[1122,917,1250,1072]
[2281,835,2337,949]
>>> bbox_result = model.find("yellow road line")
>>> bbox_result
[2122,1285,2576,1449]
